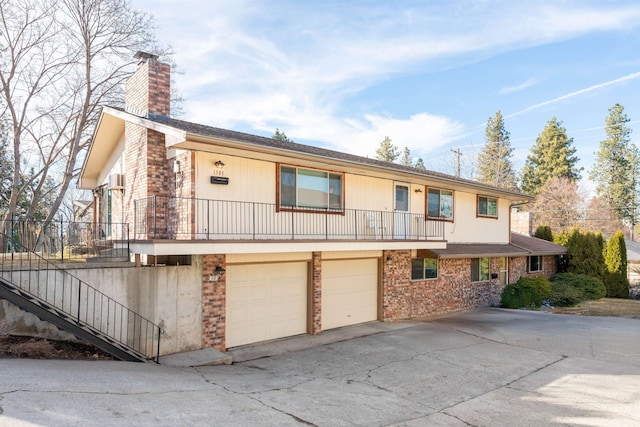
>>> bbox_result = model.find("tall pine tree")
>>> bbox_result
[477,110,518,190]
[272,128,293,143]
[400,147,412,166]
[375,136,400,162]
[589,104,638,228]
[521,117,581,195]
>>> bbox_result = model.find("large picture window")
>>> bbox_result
[411,257,438,280]
[471,257,490,282]
[427,188,453,220]
[279,165,343,211]
[477,196,498,218]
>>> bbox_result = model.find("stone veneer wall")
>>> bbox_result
[202,254,226,350]
[383,250,506,320]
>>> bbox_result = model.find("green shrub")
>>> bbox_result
[501,275,551,309]
[550,273,606,306]
[565,228,606,281]
[604,271,630,298]
[534,225,553,242]
[549,281,584,307]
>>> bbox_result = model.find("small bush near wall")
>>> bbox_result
[501,276,551,309]
[550,273,606,307]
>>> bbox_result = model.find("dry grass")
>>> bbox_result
[552,298,640,319]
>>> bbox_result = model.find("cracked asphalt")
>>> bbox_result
[1,308,639,426]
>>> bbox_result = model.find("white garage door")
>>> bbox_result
[322,258,378,330]
[226,262,308,348]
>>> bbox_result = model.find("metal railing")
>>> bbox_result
[0,220,129,262]
[0,231,161,362]
[134,196,445,241]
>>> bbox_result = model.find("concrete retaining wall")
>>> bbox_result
[0,259,203,356]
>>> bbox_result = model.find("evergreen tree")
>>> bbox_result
[272,128,293,143]
[477,110,518,190]
[589,104,638,226]
[400,147,412,166]
[565,228,606,281]
[603,230,630,298]
[534,225,553,242]
[521,117,582,195]
[414,158,426,170]
[375,136,399,162]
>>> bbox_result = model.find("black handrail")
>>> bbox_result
[134,196,446,241]
[1,220,129,261]
[0,231,161,362]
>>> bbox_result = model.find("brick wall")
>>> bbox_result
[509,255,557,282]
[383,251,505,320]
[202,254,226,350]
[169,151,196,239]
[125,58,170,117]
[310,252,322,334]
[123,57,173,235]
[511,211,532,236]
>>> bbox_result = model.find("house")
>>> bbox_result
[77,52,567,353]
[626,240,640,296]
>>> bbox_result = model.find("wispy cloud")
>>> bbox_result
[506,71,640,118]
[499,78,538,95]
[138,0,640,157]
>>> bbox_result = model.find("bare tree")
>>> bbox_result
[0,0,166,226]
[530,177,585,233]
[583,196,625,237]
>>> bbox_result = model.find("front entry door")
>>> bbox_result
[394,183,409,239]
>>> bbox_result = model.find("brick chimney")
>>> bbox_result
[511,210,533,236]
[125,51,171,117]
[123,52,173,231]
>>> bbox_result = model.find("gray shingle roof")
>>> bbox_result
[118,108,531,199]
[510,233,567,255]
[419,233,566,259]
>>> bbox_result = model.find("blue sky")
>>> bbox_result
[136,0,640,191]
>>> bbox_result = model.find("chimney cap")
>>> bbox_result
[133,51,159,61]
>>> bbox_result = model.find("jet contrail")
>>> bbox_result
[506,71,640,118]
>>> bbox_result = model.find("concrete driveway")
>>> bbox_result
[0,308,639,426]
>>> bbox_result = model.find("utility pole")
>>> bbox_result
[451,148,462,177]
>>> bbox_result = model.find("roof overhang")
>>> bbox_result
[419,244,529,259]
[78,107,187,189]
[170,134,531,202]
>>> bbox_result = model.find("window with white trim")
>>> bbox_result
[427,188,453,220]
[528,255,543,272]
[279,165,343,211]
[471,257,490,282]
[477,195,497,218]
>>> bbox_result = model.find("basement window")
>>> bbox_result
[412,257,438,280]
[471,257,490,282]
[528,255,543,273]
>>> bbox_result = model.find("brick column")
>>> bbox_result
[310,251,322,335]
[381,250,412,320]
[202,254,226,350]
